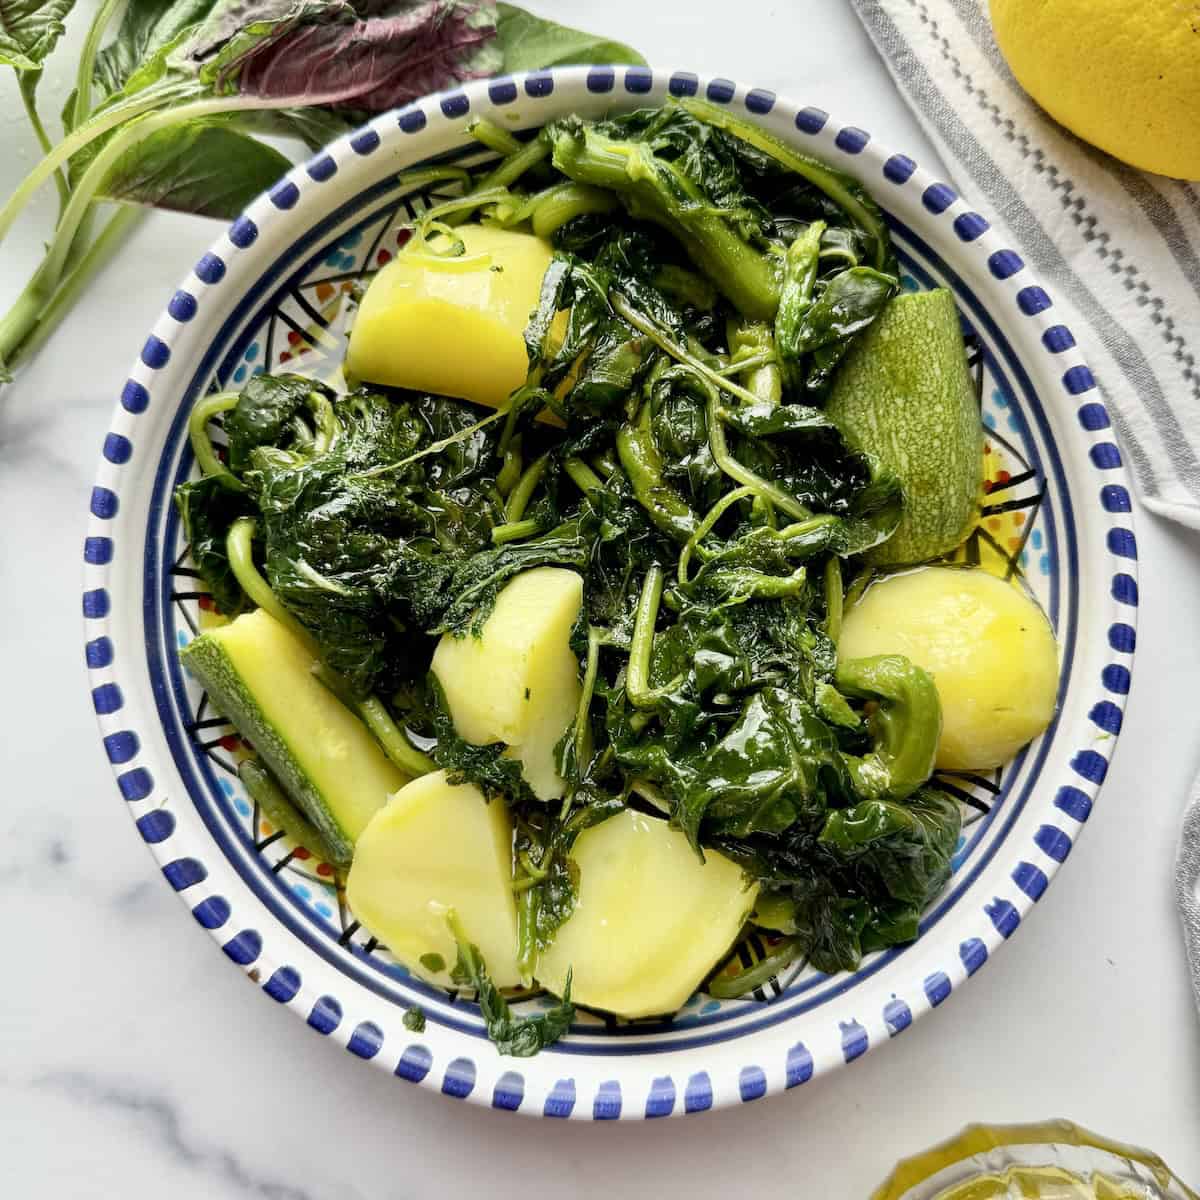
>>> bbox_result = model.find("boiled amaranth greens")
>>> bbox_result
[176,102,962,1043]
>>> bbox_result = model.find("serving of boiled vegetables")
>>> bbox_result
[177,101,1059,1055]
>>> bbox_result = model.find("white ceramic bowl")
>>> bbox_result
[83,66,1137,1118]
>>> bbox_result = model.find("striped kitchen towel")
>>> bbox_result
[850,0,1200,1015]
[851,0,1200,529]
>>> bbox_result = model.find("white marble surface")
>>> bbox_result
[2,2,1199,1195]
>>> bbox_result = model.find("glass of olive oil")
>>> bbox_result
[871,1121,1199,1200]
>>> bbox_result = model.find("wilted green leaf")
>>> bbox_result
[496,2,645,72]
[0,0,74,71]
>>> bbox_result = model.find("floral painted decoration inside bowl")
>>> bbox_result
[83,66,1136,1119]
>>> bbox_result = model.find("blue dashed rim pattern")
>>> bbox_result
[83,67,1137,1119]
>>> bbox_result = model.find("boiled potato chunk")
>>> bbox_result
[431,567,583,800]
[536,809,758,1018]
[346,223,555,409]
[839,566,1058,770]
[346,770,520,988]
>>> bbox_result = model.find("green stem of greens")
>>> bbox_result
[704,389,812,522]
[497,390,527,456]
[717,349,774,377]
[629,777,670,814]
[239,758,341,867]
[226,518,319,653]
[549,122,781,318]
[591,448,617,478]
[491,517,541,545]
[504,453,548,522]
[844,567,872,611]
[517,850,549,885]
[477,131,550,192]
[626,565,666,709]
[835,655,942,801]
[313,664,435,778]
[563,456,603,497]
[752,495,776,528]
[0,93,283,365]
[397,166,474,193]
[417,186,513,236]
[467,116,523,156]
[572,625,603,782]
[824,556,843,644]
[681,97,890,270]
[530,182,617,239]
[609,290,762,407]
[515,888,538,983]
[17,73,69,213]
[188,392,243,490]
[0,80,199,246]
[439,137,551,232]
[305,390,339,454]
[707,938,803,999]
[726,318,782,404]
[676,485,756,584]
[616,403,700,543]
[770,513,840,555]
[0,204,141,372]
[496,436,522,495]
[774,219,825,386]
[72,0,125,131]
[355,695,436,777]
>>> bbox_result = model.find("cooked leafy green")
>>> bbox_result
[172,104,973,1048]
[448,911,574,1057]
[174,474,253,616]
[544,103,897,395]
[512,788,626,981]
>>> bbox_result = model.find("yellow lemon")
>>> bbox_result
[990,0,1200,180]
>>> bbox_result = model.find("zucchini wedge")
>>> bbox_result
[180,609,407,865]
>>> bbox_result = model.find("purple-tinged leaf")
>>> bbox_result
[187,0,500,111]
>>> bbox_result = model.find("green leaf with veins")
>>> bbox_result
[427,678,540,805]
[83,118,292,217]
[819,787,962,907]
[180,0,501,111]
[231,103,353,151]
[495,1,645,71]
[90,0,215,103]
[0,0,74,70]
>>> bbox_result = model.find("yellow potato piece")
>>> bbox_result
[346,770,520,988]
[431,567,583,800]
[346,223,555,409]
[536,809,758,1019]
[839,566,1058,771]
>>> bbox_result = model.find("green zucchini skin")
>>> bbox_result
[182,632,355,865]
[827,288,983,565]
[180,611,405,866]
